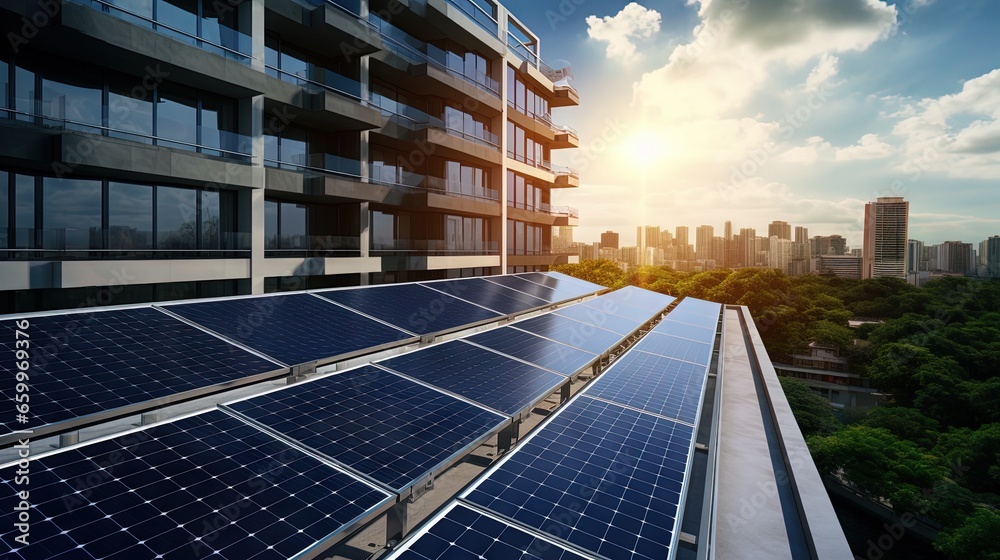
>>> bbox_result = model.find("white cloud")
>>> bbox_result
[806,54,839,90]
[586,3,661,63]
[835,133,896,160]
[777,136,832,164]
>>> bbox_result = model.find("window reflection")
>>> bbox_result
[280,202,307,248]
[0,171,7,248]
[156,84,198,151]
[0,60,8,112]
[157,186,197,250]
[264,200,278,250]
[42,178,102,250]
[42,67,103,132]
[15,64,35,122]
[109,182,153,250]
[157,0,199,47]
[200,190,220,249]
[109,77,154,144]
[14,175,35,249]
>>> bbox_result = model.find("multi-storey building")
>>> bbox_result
[695,224,714,261]
[810,234,847,256]
[767,220,791,240]
[862,197,909,279]
[599,229,618,249]
[0,0,579,313]
[794,225,808,244]
[984,235,1000,278]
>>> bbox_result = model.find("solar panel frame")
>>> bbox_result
[461,395,698,560]
[633,332,714,365]
[418,278,551,316]
[0,307,286,446]
[0,410,395,560]
[385,502,593,560]
[462,327,599,377]
[375,341,568,418]
[312,283,504,336]
[223,366,510,494]
[161,293,417,366]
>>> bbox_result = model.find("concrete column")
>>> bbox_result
[247,0,266,73]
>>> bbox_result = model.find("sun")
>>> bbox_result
[619,129,673,166]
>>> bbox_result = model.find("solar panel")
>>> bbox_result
[599,286,674,311]
[0,410,392,560]
[0,308,281,436]
[483,275,561,302]
[314,283,503,335]
[586,352,707,424]
[536,271,606,294]
[464,327,597,377]
[511,314,623,355]
[163,294,414,366]
[512,273,602,302]
[552,305,644,336]
[579,298,658,323]
[377,342,567,416]
[648,320,717,343]
[463,396,694,560]
[633,332,713,365]
[662,310,718,330]
[420,279,549,315]
[225,366,508,492]
[386,502,591,560]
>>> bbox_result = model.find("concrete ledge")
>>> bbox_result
[255,257,382,278]
[54,259,251,289]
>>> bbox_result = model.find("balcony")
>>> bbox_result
[552,124,580,149]
[263,65,384,131]
[265,235,361,258]
[266,153,363,179]
[1,229,251,261]
[372,239,499,256]
[266,0,381,58]
[551,163,580,188]
[551,83,580,108]
[68,0,253,64]
[506,202,578,226]
[370,168,501,216]
[423,0,504,56]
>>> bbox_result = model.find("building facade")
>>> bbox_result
[862,197,909,279]
[599,229,618,249]
[0,0,579,313]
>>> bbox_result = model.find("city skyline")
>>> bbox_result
[500,0,1000,248]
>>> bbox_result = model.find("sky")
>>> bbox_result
[501,0,1000,248]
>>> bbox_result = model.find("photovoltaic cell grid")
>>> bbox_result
[420,279,549,315]
[314,283,503,335]
[659,298,722,331]
[0,411,392,560]
[377,342,567,416]
[0,308,280,433]
[483,275,561,302]
[463,397,694,560]
[585,351,707,424]
[511,314,623,356]
[633,332,713,365]
[464,327,597,377]
[163,294,414,366]
[529,271,606,295]
[646,320,717,343]
[388,503,591,560]
[552,304,644,336]
[579,298,659,324]
[599,286,675,312]
[226,366,507,492]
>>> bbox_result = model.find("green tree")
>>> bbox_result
[779,377,840,435]
[861,406,940,449]
[552,260,627,289]
[934,508,1000,560]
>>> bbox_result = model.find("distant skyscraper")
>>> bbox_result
[794,226,809,244]
[675,226,690,260]
[696,225,715,260]
[738,228,757,268]
[985,236,1000,278]
[768,221,792,240]
[940,241,973,274]
[811,235,848,256]
[637,226,660,265]
[600,230,620,250]
[724,221,733,241]
[907,239,924,273]
[863,197,909,279]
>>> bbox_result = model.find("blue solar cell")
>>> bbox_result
[314,283,503,335]
[553,305,643,336]
[464,327,597,376]
[511,314,623,355]
[226,366,507,491]
[389,503,590,560]
[512,273,602,303]
[634,333,713,365]
[587,352,707,423]
[663,310,718,330]
[483,275,561,302]
[420,279,549,315]
[464,397,694,560]
[580,298,657,323]
[600,286,675,311]
[0,411,392,560]
[649,320,717,343]
[672,298,723,315]
[0,309,281,434]
[164,294,413,366]
[377,342,566,415]
[537,271,606,294]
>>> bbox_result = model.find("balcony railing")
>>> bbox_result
[444,0,499,36]
[264,234,361,258]
[266,64,364,101]
[2,105,254,162]
[443,126,500,150]
[550,163,580,178]
[1,229,251,259]
[507,202,578,217]
[369,166,500,202]
[370,93,444,129]
[372,239,499,256]
[69,0,253,63]
[370,15,500,97]
[506,150,551,172]
[507,32,539,66]
[265,153,363,178]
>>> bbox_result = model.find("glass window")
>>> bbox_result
[280,202,306,248]
[526,88,535,118]
[200,0,242,53]
[14,175,35,248]
[109,182,153,250]
[157,0,199,46]
[200,190,220,249]
[0,171,7,248]
[264,133,279,165]
[108,0,154,29]
[280,44,310,81]
[265,36,280,78]
[279,127,308,167]
[201,94,237,155]
[157,186,197,249]
[109,77,154,144]
[371,210,394,249]
[42,178,102,250]
[1,59,8,112]
[156,84,198,151]
[506,219,514,254]
[15,64,35,121]
[264,199,278,249]
[515,126,524,161]
[506,66,515,106]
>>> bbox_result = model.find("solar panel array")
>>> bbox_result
[0,273,619,559]
[388,297,722,560]
[1,272,601,443]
